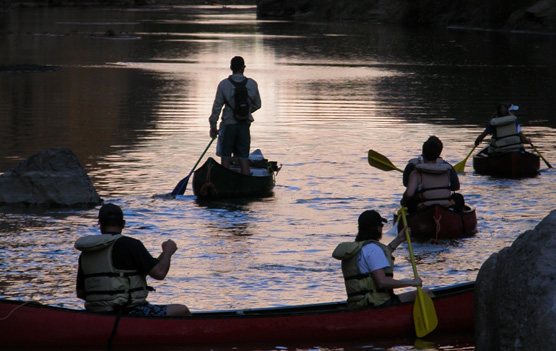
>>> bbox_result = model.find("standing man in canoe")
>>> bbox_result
[209,56,262,175]
[474,104,530,154]
[332,210,426,308]
[75,203,191,316]
[401,136,463,213]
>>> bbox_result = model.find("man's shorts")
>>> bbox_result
[127,302,167,317]
[219,122,250,159]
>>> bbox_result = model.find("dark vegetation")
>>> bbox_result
[1,0,554,32]
[257,0,556,32]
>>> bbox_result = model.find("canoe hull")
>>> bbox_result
[0,283,474,347]
[473,150,540,178]
[396,205,478,241]
[192,157,276,199]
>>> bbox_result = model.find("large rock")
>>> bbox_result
[475,210,556,351]
[0,147,101,207]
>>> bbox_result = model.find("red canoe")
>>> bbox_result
[473,150,539,178]
[395,205,478,241]
[0,283,474,348]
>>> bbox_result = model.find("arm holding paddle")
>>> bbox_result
[400,170,421,213]
[474,131,488,147]
[371,269,422,290]
[373,225,423,290]
[519,131,531,145]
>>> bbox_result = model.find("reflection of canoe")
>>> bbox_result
[0,282,474,347]
[473,150,539,178]
[192,157,277,199]
[395,205,478,241]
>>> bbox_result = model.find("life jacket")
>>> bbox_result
[488,115,523,153]
[332,240,394,308]
[75,234,150,312]
[414,160,453,207]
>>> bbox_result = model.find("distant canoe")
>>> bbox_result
[192,157,278,199]
[473,150,539,178]
[395,205,478,241]
[0,282,474,348]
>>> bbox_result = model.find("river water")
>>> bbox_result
[1,5,556,351]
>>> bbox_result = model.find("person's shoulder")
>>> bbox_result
[114,235,145,248]
[246,77,259,87]
[362,241,382,252]
[437,157,450,164]
[219,77,233,86]
[406,157,421,165]
[361,243,387,261]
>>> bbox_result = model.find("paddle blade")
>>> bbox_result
[453,159,466,173]
[368,150,403,173]
[453,146,477,173]
[413,287,438,338]
[171,175,190,197]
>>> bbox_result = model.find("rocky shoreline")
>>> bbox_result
[3,0,555,33]
[257,0,556,33]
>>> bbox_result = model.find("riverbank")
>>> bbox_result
[0,0,255,10]
[257,0,556,33]
[4,0,555,34]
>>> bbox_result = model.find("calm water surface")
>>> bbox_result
[1,5,556,351]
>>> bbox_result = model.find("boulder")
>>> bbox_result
[475,210,556,351]
[0,147,102,207]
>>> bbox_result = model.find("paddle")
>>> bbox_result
[171,136,217,196]
[368,149,403,173]
[523,134,552,168]
[453,145,477,173]
[398,207,438,338]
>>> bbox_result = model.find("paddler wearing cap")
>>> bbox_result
[332,210,427,308]
[75,203,190,316]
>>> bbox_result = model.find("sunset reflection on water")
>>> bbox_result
[1,5,556,350]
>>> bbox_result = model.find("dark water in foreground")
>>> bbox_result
[1,5,556,350]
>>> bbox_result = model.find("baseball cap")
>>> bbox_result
[358,210,387,230]
[98,203,124,223]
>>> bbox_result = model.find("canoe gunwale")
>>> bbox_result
[0,281,473,318]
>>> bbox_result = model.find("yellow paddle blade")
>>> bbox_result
[399,207,438,338]
[413,287,438,338]
[368,150,403,173]
[452,159,467,173]
[453,145,477,173]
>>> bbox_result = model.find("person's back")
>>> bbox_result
[475,104,529,154]
[209,56,262,175]
[333,239,395,308]
[412,159,454,207]
[488,104,523,153]
[402,136,461,212]
[332,210,424,308]
[76,233,151,312]
[76,203,191,316]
